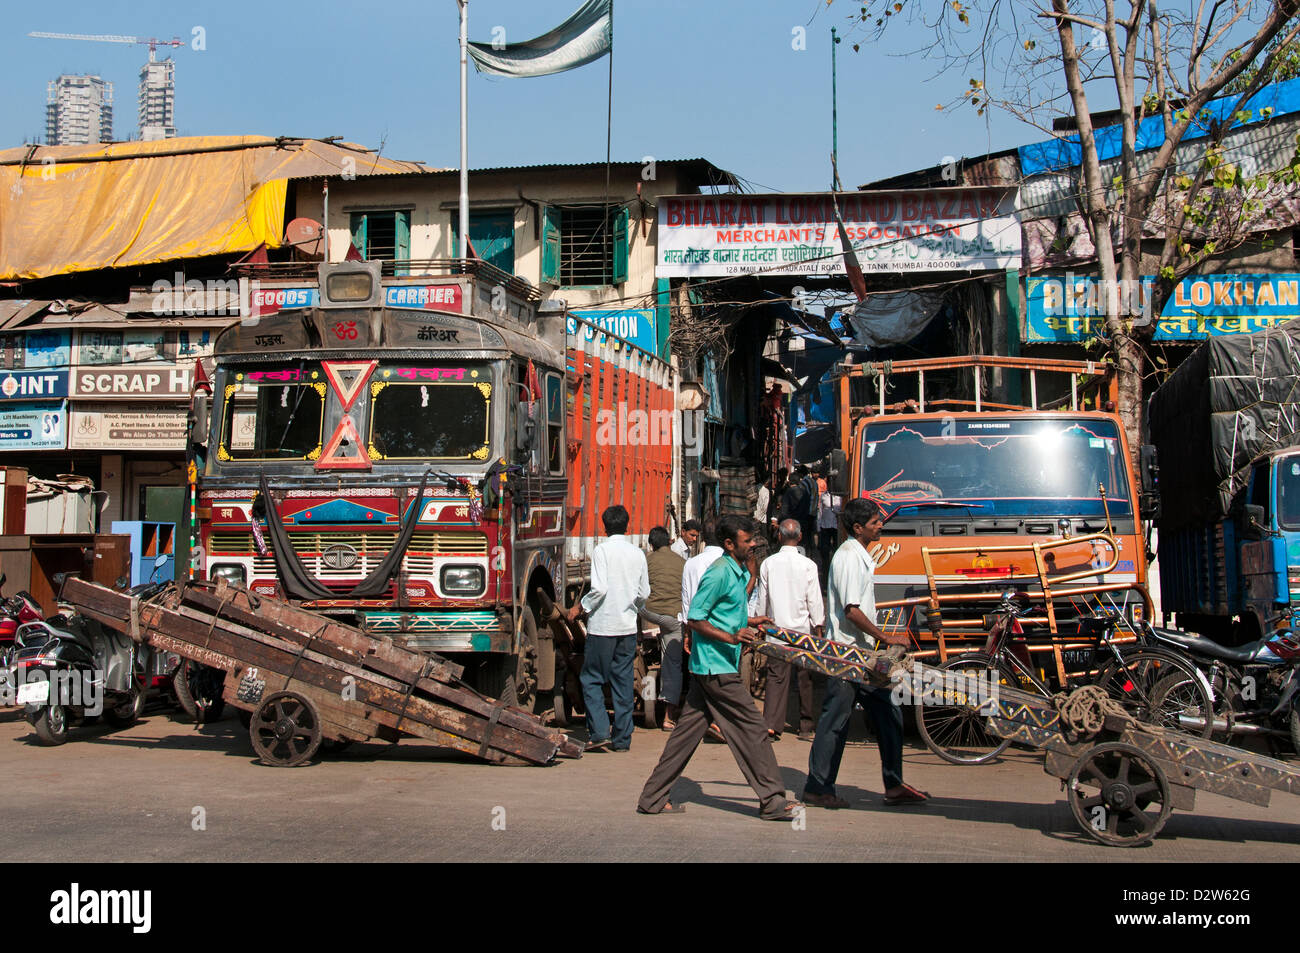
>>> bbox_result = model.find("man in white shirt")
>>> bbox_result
[670,519,701,560]
[803,497,928,809]
[565,505,649,752]
[752,519,823,740]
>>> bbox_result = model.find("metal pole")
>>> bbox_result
[322,179,330,261]
[831,27,839,190]
[459,0,469,268]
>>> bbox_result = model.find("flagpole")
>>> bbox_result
[459,0,470,269]
[603,0,614,275]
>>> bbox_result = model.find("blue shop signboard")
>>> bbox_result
[0,400,67,450]
[23,330,71,368]
[0,369,68,401]
[568,309,657,354]
[1025,273,1300,342]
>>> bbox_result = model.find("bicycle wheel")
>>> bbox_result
[1094,648,1215,739]
[914,654,1018,765]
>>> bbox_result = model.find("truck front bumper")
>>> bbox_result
[362,610,512,653]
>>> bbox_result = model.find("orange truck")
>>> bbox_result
[826,355,1151,680]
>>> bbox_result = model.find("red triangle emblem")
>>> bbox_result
[321,360,378,412]
[315,415,372,470]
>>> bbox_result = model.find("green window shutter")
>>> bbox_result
[655,278,671,359]
[394,211,411,276]
[541,206,561,284]
[612,206,630,285]
[349,212,368,259]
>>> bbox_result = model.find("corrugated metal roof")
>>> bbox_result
[290,157,738,188]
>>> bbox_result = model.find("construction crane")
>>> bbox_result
[29,32,184,62]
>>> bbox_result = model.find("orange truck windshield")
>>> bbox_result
[861,416,1133,518]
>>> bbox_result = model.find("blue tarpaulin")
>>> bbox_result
[1018,76,1300,176]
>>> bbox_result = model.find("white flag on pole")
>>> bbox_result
[468,0,611,77]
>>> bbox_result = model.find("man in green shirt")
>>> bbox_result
[637,514,799,821]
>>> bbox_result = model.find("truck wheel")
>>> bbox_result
[31,705,69,746]
[174,660,226,723]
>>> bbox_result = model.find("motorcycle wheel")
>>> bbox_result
[31,705,69,746]
[105,688,144,728]
[1290,707,1300,755]
[173,660,227,724]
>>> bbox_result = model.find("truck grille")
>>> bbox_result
[209,530,487,580]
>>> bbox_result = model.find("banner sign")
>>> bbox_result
[23,330,70,368]
[246,287,318,318]
[0,400,66,450]
[656,190,1021,278]
[385,284,463,313]
[70,362,192,400]
[1026,272,1300,341]
[568,309,656,354]
[0,369,68,401]
[69,403,187,450]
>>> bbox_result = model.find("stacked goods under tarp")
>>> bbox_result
[718,457,756,517]
[61,576,580,767]
[1148,318,1300,530]
[1148,318,1300,624]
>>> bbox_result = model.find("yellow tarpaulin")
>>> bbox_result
[0,136,429,281]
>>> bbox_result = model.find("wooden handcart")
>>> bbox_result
[62,576,582,768]
[758,628,1300,847]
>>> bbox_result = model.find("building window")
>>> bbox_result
[451,209,515,275]
[349,210,411,273]
[541,204,629,286]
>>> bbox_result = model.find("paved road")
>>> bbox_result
[2,705,1298,863]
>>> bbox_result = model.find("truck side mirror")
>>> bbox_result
[515,410,536,452]
[190,391,210,447]
[1242,503,1266,541]
[828,449,848,496]
[1139,444,1159,494]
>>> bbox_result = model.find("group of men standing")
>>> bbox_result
[569,486,929,822]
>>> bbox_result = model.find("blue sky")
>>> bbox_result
[1,0,1034,191]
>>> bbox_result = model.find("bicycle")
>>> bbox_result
[915,590,1215,765]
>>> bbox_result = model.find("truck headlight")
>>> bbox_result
[441,565,485,596]
[210,564,247,588]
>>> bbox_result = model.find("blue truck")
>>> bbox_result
[1145,319,1300,645]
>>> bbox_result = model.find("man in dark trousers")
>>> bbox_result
[637,515,799,821]
[802,497,928,808]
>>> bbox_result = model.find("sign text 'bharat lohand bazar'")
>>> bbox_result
[1026,273,1300,341]
[656,190,1021,278]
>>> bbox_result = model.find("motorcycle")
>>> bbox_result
[9,562,170,746]
[0,572,46,677]
[1147,623,1300,750]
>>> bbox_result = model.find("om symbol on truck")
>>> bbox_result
[333,321,359,341]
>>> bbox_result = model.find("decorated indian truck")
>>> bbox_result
[1145,319,1299,645]
[827,355,1150,676]
[187,259,676,710]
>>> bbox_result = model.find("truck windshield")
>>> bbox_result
[219,365,325,461]
[367,365,491,460]
[860,417,1133,518]
[1280,455,1300,531]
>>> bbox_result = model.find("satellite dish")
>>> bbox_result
[284,217,324,258]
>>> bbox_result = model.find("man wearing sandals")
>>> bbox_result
[802,497,930,809]
[637,515,800,821]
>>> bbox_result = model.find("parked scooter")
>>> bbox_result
[0,572,45,671]
[1148,623,1300,749]
[9,558,170,745]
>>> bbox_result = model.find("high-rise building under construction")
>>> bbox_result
[138,57,175,141]
[45,74,114,145]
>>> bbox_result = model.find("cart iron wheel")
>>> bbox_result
[915,654,1016,765]
[1066,742,1172,847]
[250,691,322,767]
